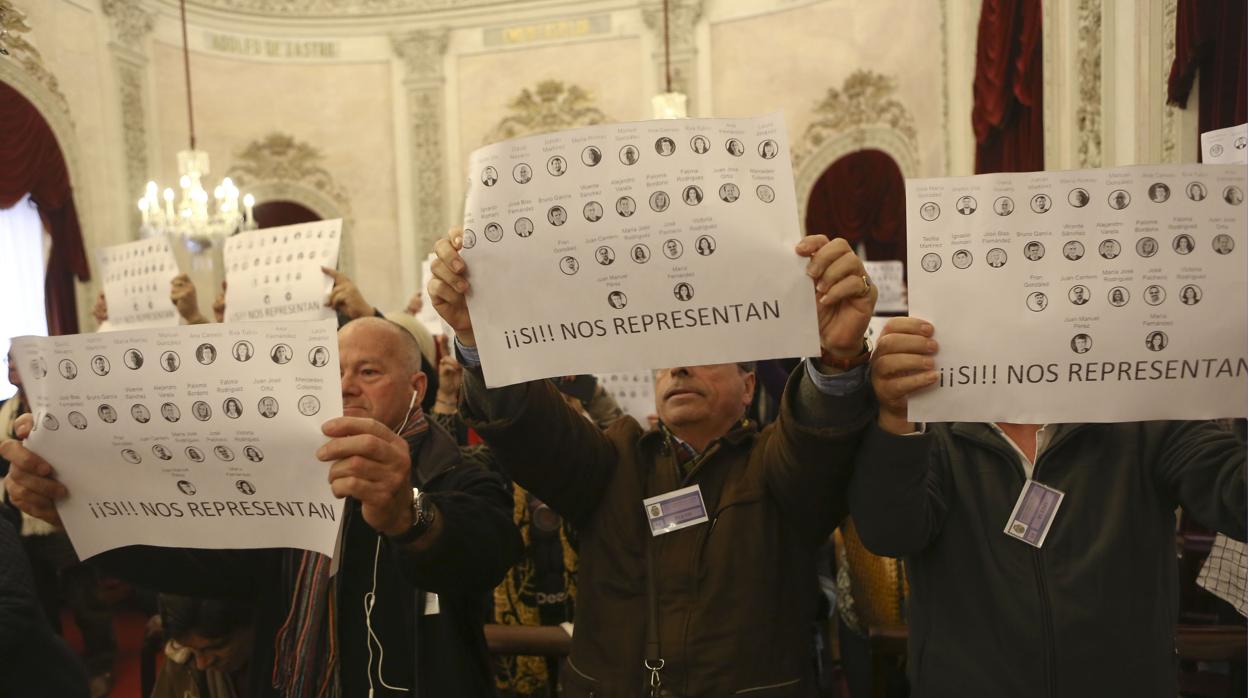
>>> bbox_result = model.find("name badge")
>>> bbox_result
[644,484,710,536]
[423,592,440,616]
[1004,480,1065,548]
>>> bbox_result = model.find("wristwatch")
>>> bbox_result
[388,487,436,544]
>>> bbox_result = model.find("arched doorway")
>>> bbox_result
[253,200,322,229]
[0,80,88,335]
[804,149,907,271]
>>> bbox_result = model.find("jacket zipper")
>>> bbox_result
[1029,453,1058,698]
[1031,549,1057,698]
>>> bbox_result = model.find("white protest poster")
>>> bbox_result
[97,237,181,330]
[1201,123,1247,165]
[461,114,819,387]
[223,220,341,323]
[598,371,657,425]
[11,320,344,559]
[416,253,446,336]
[906,164,1248,423]
[864,260,906,313]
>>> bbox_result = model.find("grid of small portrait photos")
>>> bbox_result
[912,168,1243,358]
[223,220,342,320]
[224,220,340,274]
[598,371,657,425]
[97,237,181,328]
[466,132,782,312]
[21,334,334,500]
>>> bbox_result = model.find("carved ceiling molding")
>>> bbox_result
[101,0,156,51]
[1075,0,1102,168]
[792,70,919,168]
[186,0,537,18]
[0,0,70,115]
[483,80,612,145]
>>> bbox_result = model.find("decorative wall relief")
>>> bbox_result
[793,70,919,167]
[393,27,450,259]
[641,0,702,111]
[1160,0,1179,163]
[102,0,156,232]
[792,70,921,226]
[226,132,354,273]
[483,80,611,144]
[1075,0,1102,168]
[0,0,70,113]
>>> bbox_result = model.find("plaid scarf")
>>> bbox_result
[660,418,751,477]
[271,405,430,698]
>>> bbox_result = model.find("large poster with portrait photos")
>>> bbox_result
[460,113,819,387]
[906,164,1247,423]
[97,237,181,331]
[223,220,341,323]
[10,320,344,558]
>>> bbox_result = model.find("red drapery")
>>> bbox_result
[1167,0,1247,146]
[972,0,1044,173]
[254,200,321,229]
[0,81,89,334]
[804,149,907,268]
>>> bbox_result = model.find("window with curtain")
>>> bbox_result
[1,194,49,399]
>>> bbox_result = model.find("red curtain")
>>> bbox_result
[804,149,907,268]
[0,81,89,334]
[1167,0,1247,146]
[972,0,1044,173]
[254,200,321,229]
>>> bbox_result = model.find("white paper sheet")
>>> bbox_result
[461,114,819,387]
[97,237,181,330]
[11,320,344,559]
[906,164,1248,423]
[598,371,657,425]
[864,260,907,313]
[416,253,446,336]
[1201,123,1248,165]
[223,220,341,323]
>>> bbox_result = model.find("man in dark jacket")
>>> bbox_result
[853,316,1247,698]
[428,229,878,697]
[3,317,522,697]
[0,505,89,698]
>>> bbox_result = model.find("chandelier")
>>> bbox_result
[137,0,255,239]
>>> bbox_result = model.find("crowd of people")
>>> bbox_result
[0,226,1244,698]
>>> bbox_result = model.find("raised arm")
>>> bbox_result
[427,228,617,525]
[847,317,949,557]
[1154,420,1247,541]
[759,235,878,542]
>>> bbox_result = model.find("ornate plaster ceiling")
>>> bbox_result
[184,0,544,19]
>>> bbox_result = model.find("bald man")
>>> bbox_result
[3,317,521,697]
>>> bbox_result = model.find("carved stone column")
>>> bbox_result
[642,0,703,114]
[392,28,449,261]
[101,0,156,233]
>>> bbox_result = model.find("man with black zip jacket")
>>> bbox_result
[852,316,1247,698]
